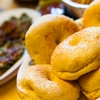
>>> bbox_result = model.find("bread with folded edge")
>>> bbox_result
[51,27,100,80]
[78,67,100,100]
[17,64,80,100]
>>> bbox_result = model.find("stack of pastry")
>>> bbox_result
[17,0,100,100]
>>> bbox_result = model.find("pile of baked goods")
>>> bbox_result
[17,0,100,100]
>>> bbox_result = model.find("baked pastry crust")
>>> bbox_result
[82,0,100,28]
[51,27,100,80]
[25,14,80,64]
[78,67,100,100]
[17,64,80,100]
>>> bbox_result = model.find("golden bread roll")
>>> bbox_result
[17,64,80,100]
[51,27,100,80]
[78,67,100,100]
[25,14,80,64]
[82,0,100,28]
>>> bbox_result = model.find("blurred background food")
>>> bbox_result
[15,0,38,3]
[37,0,94,19]
[0,13,32,76]
[37,0,78,19]
[0,0,94,20]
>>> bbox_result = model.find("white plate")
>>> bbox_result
[0,8,41,86]
[17,53,32,82]
[17,55,100,100]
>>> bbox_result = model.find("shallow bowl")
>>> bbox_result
[62,0,89,18]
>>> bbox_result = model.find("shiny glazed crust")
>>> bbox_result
[25,14,80,64]
[51,27,100,80]
[17,64,80,100]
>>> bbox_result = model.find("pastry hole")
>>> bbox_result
[69,36,81,46]
[46,73,51,81]
[55,39,60,45]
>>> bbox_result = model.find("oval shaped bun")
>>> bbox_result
[51,27,100,80]
[25,14,80,64]
[78,67,100,100]
[17,64,80,100]
[82,0,100,28]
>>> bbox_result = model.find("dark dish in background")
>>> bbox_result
[0,13,32,76]
[38,0,94,19]
[14,0,94,19]
[62,0,94,18]
[14,0,86,19]
[14,0,39,3]
[37,0,78,19]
